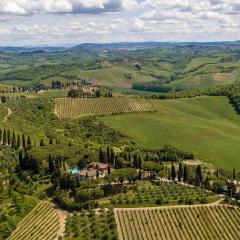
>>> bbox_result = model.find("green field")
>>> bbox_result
[64,64,156,88]
[169,72,240,90]
[103,96,240,171]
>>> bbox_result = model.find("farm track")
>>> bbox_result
[2,107,12,122]
[114,203,240,240]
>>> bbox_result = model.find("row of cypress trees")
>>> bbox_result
[0,129,31,149]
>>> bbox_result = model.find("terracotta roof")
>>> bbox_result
[91,162,108,169]
[77,169,96,177]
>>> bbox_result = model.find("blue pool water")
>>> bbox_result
[71,167,80,174]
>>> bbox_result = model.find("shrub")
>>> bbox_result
[155,198,163,205]
[199,197,208,204]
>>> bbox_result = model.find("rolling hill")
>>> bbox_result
[103,96,240,171]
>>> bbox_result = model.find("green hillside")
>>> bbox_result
[103,96,240,171]
[167,58,240,90]
[63,64,156,88]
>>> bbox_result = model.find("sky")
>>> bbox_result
[0,0,240,46]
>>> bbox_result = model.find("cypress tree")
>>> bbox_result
[195,165,202,186]
[171,162,176,180]
[183,165,188,183]
[167,168,171,180]
[107,146,111,163]
[96,164,100,178]
[0,129,2,143]
[128,152,131,162]
[17,134,21,148]
[23,154,29,170]
[107,165,111,174]
[11,131,16,147]
[7,129,10,145]
[22,134,26,148]
[19,150,24,169]
[48,155,55,174]
[103,151,108,163]
[110,149,114,165]
[27,136,31,146]
[99,147,104,163]
[203,177,210,190]
[178,162,183,182]
[146,152,149,161]
[33,158,40,173]
[40,139,44,146]
[133,154,139,168]
[3,129,6,145]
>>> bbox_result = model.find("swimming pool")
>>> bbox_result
[71,167,80,174]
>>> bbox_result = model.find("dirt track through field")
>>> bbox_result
[3,108,12,122]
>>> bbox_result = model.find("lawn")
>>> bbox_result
[103,96,240,171]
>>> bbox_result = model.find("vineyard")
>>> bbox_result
[5,97,54,122]
[8,201,60,240]
[54,97,153,118]
[114,205,240,240]
[6,97,54,113]
[63,209,117,240]
[0,107,8,121]
[0,84,12,93]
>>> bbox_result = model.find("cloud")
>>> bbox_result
[0,27,9,35]
[0,0,240,45]
[0,0,138,15]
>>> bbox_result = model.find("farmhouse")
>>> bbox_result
[72,162,109,180]
[77,169,98,180]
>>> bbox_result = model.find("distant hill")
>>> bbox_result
[0,46,67,53]
[1,40,240,52]
[73,41,240,51]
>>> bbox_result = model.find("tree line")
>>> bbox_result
[132,82,173,93]
[146,84,240,114]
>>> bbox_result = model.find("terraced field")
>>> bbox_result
[55,97,153,119]
[114,205,240,240]
[8,201,60,240]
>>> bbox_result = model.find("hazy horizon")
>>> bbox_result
[1,0,240,46]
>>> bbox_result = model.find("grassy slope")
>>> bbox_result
[103,96,240,171]
[169,72,238,89]
[168,58,240,90]
[63,64,156,88]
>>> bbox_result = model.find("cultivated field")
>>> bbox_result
[114,205,240,240]
[104,96,240,171]
[63,209,117,240]
[8,201,60,240]
[55,97,153,118]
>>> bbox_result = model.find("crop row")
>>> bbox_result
[8,201,60,240]
[55,97,153,118]
[7,98,53,113]
[114,205,240,240]
[63,209,117,240]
